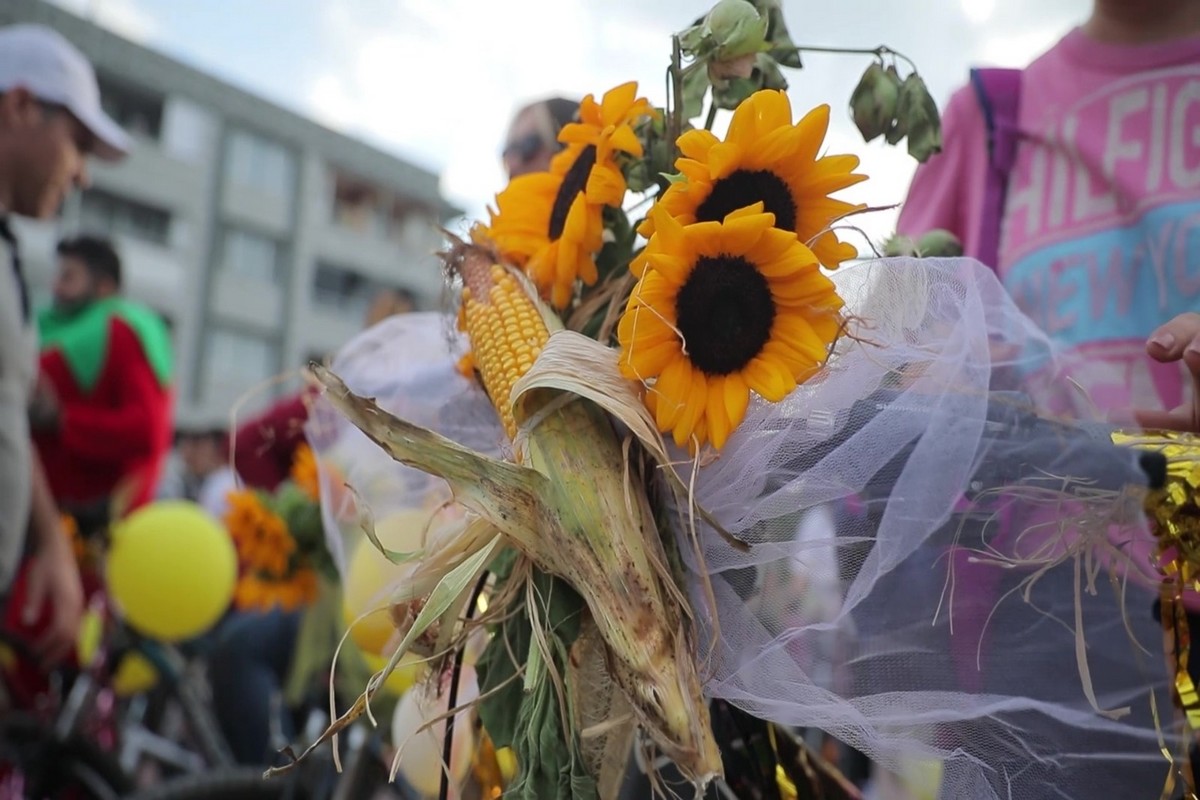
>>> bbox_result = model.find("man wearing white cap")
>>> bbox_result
[0,23,130,666]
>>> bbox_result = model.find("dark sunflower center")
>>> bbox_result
[675,255,775,376]
[695,169,797,231]
[547,145,597,241]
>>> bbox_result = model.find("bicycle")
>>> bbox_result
[123,700,408,800]
[0,509,237,798]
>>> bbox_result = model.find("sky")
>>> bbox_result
[52,0,1093,251]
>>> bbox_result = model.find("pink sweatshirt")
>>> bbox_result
[899,26,1200,418]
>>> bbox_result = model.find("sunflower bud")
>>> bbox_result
[705,0,769,60]
[916,229,963,258]
[882,234,917,258]
[850,63,901,143]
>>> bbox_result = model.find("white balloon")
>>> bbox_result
[391,666,480,798]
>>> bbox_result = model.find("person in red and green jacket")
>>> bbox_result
[30,235,174,520]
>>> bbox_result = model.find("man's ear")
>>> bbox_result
[0,86,42,130]
[96,276,120,298]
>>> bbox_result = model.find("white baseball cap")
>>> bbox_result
[0,23,130,160]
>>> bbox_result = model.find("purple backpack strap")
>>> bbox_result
[969,68,1022,271]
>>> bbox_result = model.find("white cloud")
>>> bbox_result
[47,0,159,42]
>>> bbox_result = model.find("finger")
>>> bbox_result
[21,565,46,626]
[1147,312,1200,361]
[1134,407,1193,432]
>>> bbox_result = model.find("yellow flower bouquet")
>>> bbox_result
[224,444,336,612]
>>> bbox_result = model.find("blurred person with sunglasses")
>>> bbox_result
[0,23,130,668]
[501,96,579,178]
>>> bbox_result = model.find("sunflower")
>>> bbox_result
[634,91,866,276]
[482,81,655,308]
[618,203,844,450]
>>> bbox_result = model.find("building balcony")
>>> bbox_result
[209,270,285,334]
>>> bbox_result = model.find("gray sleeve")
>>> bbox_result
[0,387,31,590]
[0,277,36,591]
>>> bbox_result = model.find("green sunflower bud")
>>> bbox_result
[882,234,917,258]
[915,228,963,258]
[850,63,901,143]
[706,0,769,60]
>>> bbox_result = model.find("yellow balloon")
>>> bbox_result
[112,651,159,696]
[342,510,432,655]
[362,650,427,696]
[107,501,237,642]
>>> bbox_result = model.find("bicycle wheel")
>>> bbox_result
[124,768,311,800]
[0,716,133,800]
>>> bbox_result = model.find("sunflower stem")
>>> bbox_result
[668,34,684,165]
[784,43,919,74]
[704,100,718,132]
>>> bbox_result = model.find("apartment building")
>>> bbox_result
[2,0,460,421]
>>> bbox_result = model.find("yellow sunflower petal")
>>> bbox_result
[677,158,710,181]
[645,252,693,284]
[707,142,744,180]
[650,203,689,256]
[600,81,639,125]
[717,208,773,254]
[653,356,693,429]
[608,124,644,157]
[707,377,733,450]
[677,129,720,162]
[673,367,708,448]
[743,356,795,403]
[723,373,751,433]
[623,336,683,381]
[586,163,627,207]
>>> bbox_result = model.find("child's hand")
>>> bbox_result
[1136,313,1200,431]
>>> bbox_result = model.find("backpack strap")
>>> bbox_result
[969,67,1022,271]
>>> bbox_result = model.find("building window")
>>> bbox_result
[201,327,280,401]
[97,74,164,140]
[78,189,171,245]
[225,129,295,198]
[330,171,385,236]
[311,262,372,317]
[221,226,281,282]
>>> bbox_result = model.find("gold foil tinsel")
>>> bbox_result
[1112,429,1200,795]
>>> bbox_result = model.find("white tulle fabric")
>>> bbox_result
[310,260,1182,800]
[304,312,505,575]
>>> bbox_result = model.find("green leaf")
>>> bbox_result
[711,75,760,110]
[477,568,586,753]
[751,0,801,68]
[376,535,501,687]
[476,568,593,800]
[682,66,710,121]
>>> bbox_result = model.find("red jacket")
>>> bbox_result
[34,315,173,512]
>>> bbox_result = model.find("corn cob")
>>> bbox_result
[459,264,552,439]
[452,243,723,786]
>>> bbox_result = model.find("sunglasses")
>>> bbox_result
[502,132,549,165]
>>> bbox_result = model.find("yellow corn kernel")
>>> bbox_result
[459,263,550,439]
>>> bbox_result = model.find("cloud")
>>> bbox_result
[46,0,159,42]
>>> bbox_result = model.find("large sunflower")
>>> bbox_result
[634,91,866,277]
[618,203,843,450]
[482,82,654,308]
